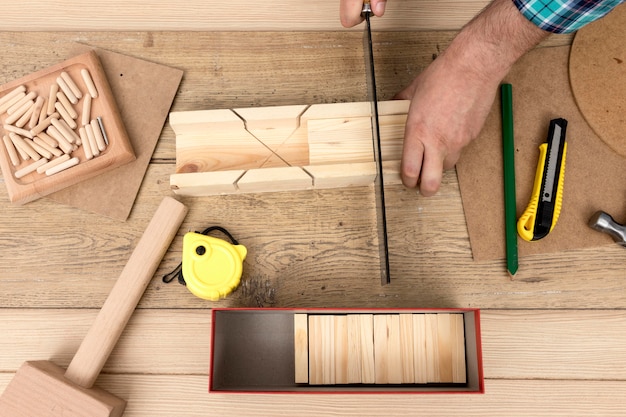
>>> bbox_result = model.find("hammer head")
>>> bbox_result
[589,211,626,247]
[0,361,126,417]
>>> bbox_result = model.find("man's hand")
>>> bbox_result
[395,48,499,196]
[339,0,387,27]
[396,0,548,195]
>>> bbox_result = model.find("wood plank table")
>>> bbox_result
[1,29,626,416]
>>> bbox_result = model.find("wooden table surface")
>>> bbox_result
[1,29,626,416]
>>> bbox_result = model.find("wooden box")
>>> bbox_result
[210,308,484,393]
[0,50,135,204]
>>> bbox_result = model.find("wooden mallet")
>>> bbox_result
[0,196,188,417]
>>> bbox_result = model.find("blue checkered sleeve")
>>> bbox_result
[512,0,625,33]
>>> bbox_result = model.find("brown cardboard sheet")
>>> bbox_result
[569,3,626,158]
[456,45,626,262]
[47,46,183,221]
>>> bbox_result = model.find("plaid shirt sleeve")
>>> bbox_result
[512,0,625,33]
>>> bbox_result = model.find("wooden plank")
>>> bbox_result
[294,313,309,384]
[334,315,348,384]
[0,374,624,416]
[412,314,428,384]
[436,313,454,383]
[373,314,402,384]
[308,315,334,385]
[452,314,467,384]
[425,314,440,383]
[0,1,491,31]
[399,314,415,384]
[346,315,362,384]
[359,314,376,384]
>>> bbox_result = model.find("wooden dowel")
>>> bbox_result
[47,84,59,115]
[10,134,29,161]
[36,131,59,148]
[45,156,79,176]
[4,124,34,139]
[25,137,53,159]
[46,125,73,154]
[10,132,40,161]
[60,71,83,100]
[4,100,35,125]
[30,112,60,136]
[36,154,70,174]
[50,117,79,144]
[0,91,26,114]
[33,136,63,157]
[79,127,93,160]
[82,94,92,126]
[14,157,48,179]
[37,97,48,124]
[7,91,36,115]
[28,96,46,129]
[85,123,100,157]
[2,134,21,166]
[81,68,98,98]
[91,118,107,151]
[56,75,78,104]
[56,91,78,119]
[0,85,26,109]
[15,105,35,128]
[55,101,78,130]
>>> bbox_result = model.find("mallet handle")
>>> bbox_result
[65,197,188,388]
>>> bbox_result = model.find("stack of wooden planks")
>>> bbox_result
[294,313,467,385]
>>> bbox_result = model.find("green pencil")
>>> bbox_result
[501,83,518,276]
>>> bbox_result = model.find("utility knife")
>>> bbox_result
[517,118,568,241]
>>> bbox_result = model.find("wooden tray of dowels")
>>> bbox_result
[0,50,135,205]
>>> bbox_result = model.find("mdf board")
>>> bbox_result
[0,50,135,204]
[169,100,409,196]
[211,308,483,393]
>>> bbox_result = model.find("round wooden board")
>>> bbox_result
[569,3,626,157]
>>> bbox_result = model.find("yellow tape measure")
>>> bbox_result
[163,227,247,301]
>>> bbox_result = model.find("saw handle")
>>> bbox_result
[64,197,188,388]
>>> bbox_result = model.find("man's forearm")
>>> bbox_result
[443,0,549,84]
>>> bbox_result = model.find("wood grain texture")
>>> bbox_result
[1,1,491,31]
[0,30,620,416]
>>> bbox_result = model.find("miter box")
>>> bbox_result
[169,100,410,196]
[210,307,484,394]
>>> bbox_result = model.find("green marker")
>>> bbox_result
[501,83,518,276]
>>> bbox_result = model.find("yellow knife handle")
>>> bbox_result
[517,142,567,241]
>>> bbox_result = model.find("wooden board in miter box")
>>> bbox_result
[0,50,135,204]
